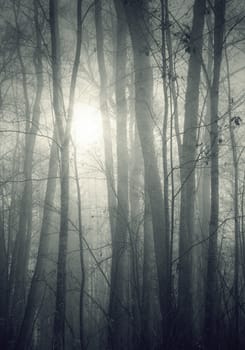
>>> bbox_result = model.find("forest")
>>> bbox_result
[0,0,244,349]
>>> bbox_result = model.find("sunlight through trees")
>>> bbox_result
[0,0,245,349]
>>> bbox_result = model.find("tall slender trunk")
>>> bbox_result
[50,0,82,348]
[15,134,59,350]
[49,0,66,347]
[3,134,20,348]
[123,0,170,345]
[164,4,181,286]
[108,2,129,349]
[95,0,116,239]
[178,0,206,346]
[195,9,212,335]
[11,0,44,338]
[129,88,143,350]
[141,188,155,350]
[226,48,239,349]
[204,1,226,349]
[0,200,8,348]
[161,0,170,274]
[73,144,85,350]
[160,3,176,344]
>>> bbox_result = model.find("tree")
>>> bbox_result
[108,1,129,349]
[226,48,240,349]
[123,0,170,346]
[204,1,226,349]
[0,0,244,348]
[16,135,59,350]
[9,0,44,342]
[50,0,82,348]
[95,0,116,239]
[177,0,206,346]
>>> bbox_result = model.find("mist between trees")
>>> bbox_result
[0,0,245,349]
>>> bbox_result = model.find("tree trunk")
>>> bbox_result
[194,9,212,336]
[10,0,44,339]
[0,203,8,348]
[108,2,129,349]
[161,0,170,273]
[50,0,82,348]
[226,52,240,349]
[15,134,59,350]
[141,189,156,350]
[204,1,226,349]
[49,0,66,347]
[95,0,116,239]
[123,0,170,345]
[128,82,143,350]
[178,0,206,347]
[73,144,85,350]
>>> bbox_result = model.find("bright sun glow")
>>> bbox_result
[72,103,102,149]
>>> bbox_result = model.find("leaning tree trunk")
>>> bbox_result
[10,0,44,340]
[123,0,170,345]
[15,133,59,350]
[108,1,129,349]
[177,0,206,347]
[204,1,226,349]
